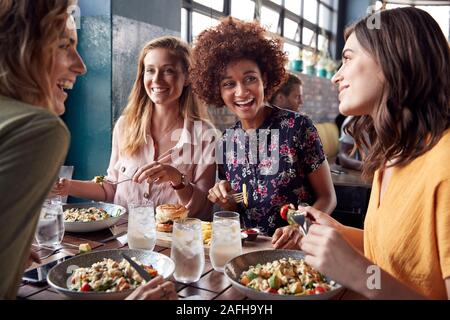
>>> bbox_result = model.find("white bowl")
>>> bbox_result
[63,202,126,233]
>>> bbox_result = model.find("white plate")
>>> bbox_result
[63,202,126,233]
[47,249,175,300]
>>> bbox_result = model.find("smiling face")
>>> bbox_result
[220,59,267,129]
[332,33,385,117]
[143,48,187,108]
[49,27,86,115]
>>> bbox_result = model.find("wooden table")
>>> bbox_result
[19,215,361,300]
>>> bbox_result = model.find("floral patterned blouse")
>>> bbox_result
[218,105,325,236]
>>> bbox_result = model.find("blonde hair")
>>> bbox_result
[0,0,76,113]
[120,36,212,156]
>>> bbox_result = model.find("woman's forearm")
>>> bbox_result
[68,180,107,201]
[312,193,337,214]
[348,257,426,300]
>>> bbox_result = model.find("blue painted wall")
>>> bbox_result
[62,0,181,202]
[62,0,112,202]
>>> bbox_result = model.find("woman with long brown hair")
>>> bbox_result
[0,0,84,299]
[54,36,216,220]
[275,7,450,299]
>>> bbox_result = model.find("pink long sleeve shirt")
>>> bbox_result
[102,116,217,220]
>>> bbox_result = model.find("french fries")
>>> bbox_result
[201,221,212,245]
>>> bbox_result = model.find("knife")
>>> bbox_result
[121,253,153,282]
[98,231,127,243]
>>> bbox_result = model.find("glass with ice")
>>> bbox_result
[171,218,205,283]
[35,197,65,247]
[127,200,156,250]
[209,211,242,272]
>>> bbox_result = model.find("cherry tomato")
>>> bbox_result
[265,288,278,294]
[280,204,290,220]
[315,286,326,294]
[80,283,91,292]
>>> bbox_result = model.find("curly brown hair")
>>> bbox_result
[190,17,288,108]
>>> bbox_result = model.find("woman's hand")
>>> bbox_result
[272,225,302,249]
[50,178,70,196]
[300,207,363,287]
[24,249,41,270]
[207,180,238,210]
[133,162,181,186]
[125,276,178,300]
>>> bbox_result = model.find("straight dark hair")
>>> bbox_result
[345,7,450,179]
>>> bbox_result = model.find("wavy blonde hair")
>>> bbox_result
[0,0,76,112]
[120,36,212,156]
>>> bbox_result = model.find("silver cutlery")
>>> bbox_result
[121,253,153,282]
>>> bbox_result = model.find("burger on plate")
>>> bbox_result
[155,204,188,232]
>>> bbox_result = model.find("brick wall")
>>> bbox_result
[207,72,340,132]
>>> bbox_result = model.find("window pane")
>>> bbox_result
[318,34,327,52]
[284,43,301,61]
[192,12,219,41]
[285,0,302,15]
[261,6,279,33]
[319,4,332,31]
[194,0,224,12]
[270,0,282,5]
[284,18,299,41]
[181,8,188,42]
[302,27,315,48]
[321,0,333,7]
[231,0,255,22]
[303,0,318,23]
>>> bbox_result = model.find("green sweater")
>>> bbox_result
[0,95,69,299]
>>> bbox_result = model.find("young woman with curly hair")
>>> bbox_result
[276,7,450,299]
[54,36,216,220]
[191,17,336,237]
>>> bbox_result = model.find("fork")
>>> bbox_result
[228,183,248,206]
[103,178,132,185]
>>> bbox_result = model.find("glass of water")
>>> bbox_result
[127,200,156,251]
[209,211,242,272]
[35,197,65,248]
[171,218,205,283]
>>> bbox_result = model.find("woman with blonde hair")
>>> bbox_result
[54,36,216,220]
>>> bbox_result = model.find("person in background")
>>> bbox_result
[0,0,176,300]
[280,7,450,299]
[269,73,304,112]
[337,115,363,171]
[190,17,336,237]
[53,36,216,221]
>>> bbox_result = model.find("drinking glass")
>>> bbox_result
[35,196,65,247]
[127,200,156,250]
[171,218,205,283]
[209,211,242,272]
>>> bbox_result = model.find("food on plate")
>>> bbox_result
[78,243,92,254]
[93,175,105,184]
[69,257,158,292]
[201,221,212,245]
[239,257,335,295]
[64,207,111,222]
[155,204,188,232]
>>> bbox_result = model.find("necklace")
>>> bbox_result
[151,116,183,144]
